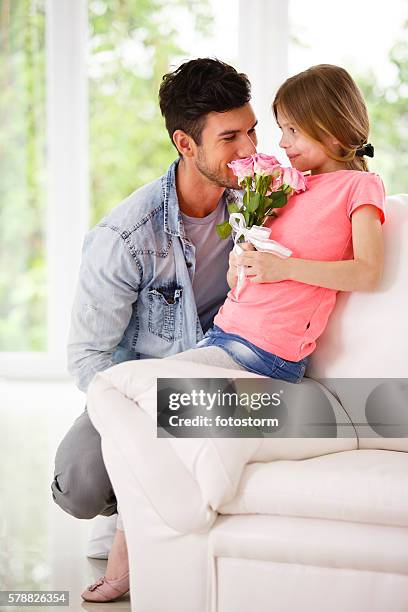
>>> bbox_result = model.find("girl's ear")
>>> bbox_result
[330,139,342,155]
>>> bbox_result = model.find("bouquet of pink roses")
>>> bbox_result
[217,153,307,297]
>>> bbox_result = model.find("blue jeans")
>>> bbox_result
[197,325,308,384]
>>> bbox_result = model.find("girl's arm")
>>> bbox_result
[238,205,384,292]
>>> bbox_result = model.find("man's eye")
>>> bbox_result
[223,136,235,142]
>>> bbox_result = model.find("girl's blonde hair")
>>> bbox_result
[273,64,370,171]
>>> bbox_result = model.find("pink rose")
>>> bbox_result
[281,166,307,193]
[227,156,254,183]
[252,153,281,176]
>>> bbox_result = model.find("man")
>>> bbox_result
[52,57,257,600]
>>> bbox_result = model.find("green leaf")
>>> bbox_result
[227,203,240,214]
[274,198,289,208]
[254,195,265,225]
[270,191,283,201]
[216,221,232,239]
[270,191,288,208]
[263,175,273,194]
[281,183,293,195]
[245,192,261,213]
[243,210,250,226]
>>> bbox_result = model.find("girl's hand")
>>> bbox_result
[238,250,290,283]
[227,242,255,288]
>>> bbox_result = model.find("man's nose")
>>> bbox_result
[238,134,257,157]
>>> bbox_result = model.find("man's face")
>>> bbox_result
[194,104,258,189]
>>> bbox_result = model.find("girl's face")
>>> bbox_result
[276,107,344,175]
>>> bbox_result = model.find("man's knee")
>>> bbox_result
[51,410,116,519]
[51,460,112,519]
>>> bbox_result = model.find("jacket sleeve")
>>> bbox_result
[67,225,142,392]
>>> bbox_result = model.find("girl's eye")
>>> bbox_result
[290,127,297,134]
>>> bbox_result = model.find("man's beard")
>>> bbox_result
[195,149,238,189]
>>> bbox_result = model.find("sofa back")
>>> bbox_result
[310,194,408,378]
[309,194,408,449]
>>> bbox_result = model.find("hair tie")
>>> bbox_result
[356,143,374,158]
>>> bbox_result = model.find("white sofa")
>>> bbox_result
[87,194,408,612]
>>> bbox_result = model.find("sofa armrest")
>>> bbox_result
[88,372,218,534]
[88,359,358,529]
[88,360,266,515]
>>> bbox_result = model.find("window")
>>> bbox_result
[0,1,47,351]
[88,0,218,222]
[0,0,89,378]
[289,0,408,194]
[4,1,403,379]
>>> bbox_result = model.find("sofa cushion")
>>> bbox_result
[209,515,408,612]
[210,514,408,576]
[219,449,408,527]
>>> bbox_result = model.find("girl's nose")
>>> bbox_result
[279,134,288,149]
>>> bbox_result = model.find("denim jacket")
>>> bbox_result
[68,160,234,392]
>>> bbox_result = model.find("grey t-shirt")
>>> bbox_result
[181,199,231,333]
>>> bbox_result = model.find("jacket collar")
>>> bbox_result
[162,159,182,236]
[162,158,239,238]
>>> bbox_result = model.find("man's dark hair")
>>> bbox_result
[159,58,251,148]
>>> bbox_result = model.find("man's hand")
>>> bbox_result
[237,250,290,283]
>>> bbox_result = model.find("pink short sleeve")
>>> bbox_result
[347,172,386,224]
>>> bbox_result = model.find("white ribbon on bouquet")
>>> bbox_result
[229,212,292,298]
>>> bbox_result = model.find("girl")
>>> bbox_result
[192,63,385,384]
[82,64,385,602]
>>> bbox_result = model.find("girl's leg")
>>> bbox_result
[81,523,129,602]
[168,345,247,369]
[104,520,128,580]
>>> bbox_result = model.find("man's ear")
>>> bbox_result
[172,130,196,158]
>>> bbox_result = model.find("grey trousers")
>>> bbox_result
[51,347,244,519]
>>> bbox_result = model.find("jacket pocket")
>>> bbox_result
[148,284,183,341]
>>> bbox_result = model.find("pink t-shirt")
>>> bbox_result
[214,170,386,362]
